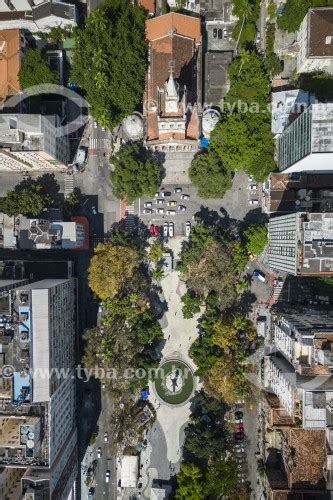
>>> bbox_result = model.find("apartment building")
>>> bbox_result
[0,278,77,499]
[268,212,333,276]
[297,7,333,75]
[0,114,70,170]
[277,103,333,173]
[0,0,77,32]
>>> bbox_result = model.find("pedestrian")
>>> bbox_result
[179,343,181,348]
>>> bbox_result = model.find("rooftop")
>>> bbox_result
[146,13,201,44]
[204,50,232,106]
[0,30,22,104]
[308,7,333,58]
[271,89,315,135]
[287,428,327,489]
[138,0,155,14]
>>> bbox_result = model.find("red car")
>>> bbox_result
[154,225,159,236]
[235,422,244,430]
[149,224,155,235]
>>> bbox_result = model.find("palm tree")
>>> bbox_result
[152,267,164,283]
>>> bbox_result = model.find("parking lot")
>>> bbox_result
[136,172,259,237]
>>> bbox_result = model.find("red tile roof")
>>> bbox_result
[138,0,155,14]
[146,12,201,43]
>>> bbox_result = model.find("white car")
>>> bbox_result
[248,184,258,191]
[156,199,165,205]
[154,192,159,198]
[163,222,168,237]
[249,199,259,205]
[223,28,228,39]
[93,120,98,129]
[143,209,152,214]
[256,31,261,44]
[185,221,191,237]
[144,201,152,208]
[97,447,101,458]
[181,194,190,200]
[106,470,111,483]
[248,176,254,183]
[155,208,165,214]
[177,205,186,212]
[166,209,176,215]
[174,187,182,193]
[168,222,174,237]
[104,432,108,443]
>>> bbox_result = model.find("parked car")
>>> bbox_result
[177,205,186,212]
[168,222,174,238]
[155,208,165,214]
[248,176,254,183]
[163,222,168,237]
[166,209,176,215]
[248,184,258,191]
[154,225,159,237]
[185,221,191,237]
[181,194,190,200]
[161,191,171,197]
[235,411,244,419]
[235,422,244,430]
[167,200,177,207]
[93,120,98,129]
[154,192,159,197]
[235,416,243,424]
[156,199,165,205]
[249,199,259,205]
[97,447,102,458]
[223,28,228,39]
[106,470,111,483]
[143,209,152,214]
[144,201,152,208]
[174,187,182,193]
[104,432,108,442]
[149,224,155,235]
[253,270,266,283]
[235,431,244,440]
[256,31,261,44]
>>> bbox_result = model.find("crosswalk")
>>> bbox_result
[272,283,284,303]
[89,138,111,150]
[125,203,135,230]
[64,174,74,197]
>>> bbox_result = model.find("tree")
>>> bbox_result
[277,0,310,32]
[177,224,216,273]
[205,354,249,404]
[210,112,276,182]
[110,144,162,203]
[35,25,73,43]
[243,223,268,256]
[71,0,147,128]
[206,458,237,497]
[181,291,201,319]
[186,242,238,310]
[18,49,59,89]
[149,242,164,264]
[175,463,206,500]
[0,184,52,216]
[232,240,249,273]
[184,421,226,464]
[88,243,139,299]
[151,267,164,283]
[296,71,333,103]
[189,149,233,199]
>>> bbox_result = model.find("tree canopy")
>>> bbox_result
[175,464,206,500]
[189,149,233,199]
[110,144,162,203]
[88,243,140,299]
[209,51,276,182]
[71,0,147,128]
[0,184,52,216]
[18,49,59,89]
[242,223,268,256]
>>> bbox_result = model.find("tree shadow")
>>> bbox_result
[14,173,63,206]
[238,288,258,316]
[239,208,269,231]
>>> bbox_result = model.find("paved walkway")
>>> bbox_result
[141,237,201,499]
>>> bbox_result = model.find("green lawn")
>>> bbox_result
[154,359,194,405]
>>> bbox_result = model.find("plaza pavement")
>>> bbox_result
[140,237,202,499]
